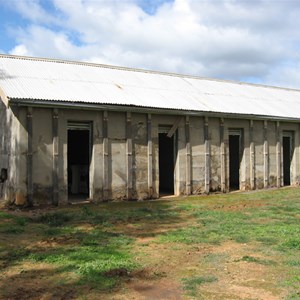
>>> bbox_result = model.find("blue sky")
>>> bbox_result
[1,0,300,89]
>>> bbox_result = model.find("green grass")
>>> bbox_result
[0,225,25,234]
[0,214,28,234]
[286,259,300,267]
[0,247,31,265]
[25,229,137,290]
[35,211,74,227]
[0,187,300,298]
[159,195,300,251]
[0,207,142,291]
[0,211,14,219]
[29,244,136,289]
[202,253,229,266]
[286,291,300,300]
[236,255,277,266]
[181,275,218,297]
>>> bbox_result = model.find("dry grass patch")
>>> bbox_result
[0,187,300,299]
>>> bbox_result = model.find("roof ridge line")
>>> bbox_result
[0,53,300,93]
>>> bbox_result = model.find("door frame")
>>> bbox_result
[228,129,243,190]
[158,125,177,196]
[67,121,92,199]
[282,131,294,186]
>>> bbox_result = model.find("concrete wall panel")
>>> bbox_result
[90,112,103,201]
[0,104,28,204]
[32,108,53,204]
[132,113,148,200]
[0,100,9,199]
[253,121,264,189]
[4,102,300,206]
[268,121,277,187]
[108,112,126,200]
[209,118,221,191]
[190,117,205,194]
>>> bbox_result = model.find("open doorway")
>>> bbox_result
[282,132,293,186]
[229,130,242,190]
[159,128,175,195]
[67,122,91,201]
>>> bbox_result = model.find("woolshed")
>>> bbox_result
[1,54,300,206]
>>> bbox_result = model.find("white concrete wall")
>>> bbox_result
[190,117,205,194]
[3,103,300,206]
[0,104,27,203]
[32,108,53,204]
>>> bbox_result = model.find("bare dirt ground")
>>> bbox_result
[0,195,297,300]
[108,241,286,300]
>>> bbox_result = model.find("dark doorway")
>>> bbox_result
[229,134,241,190]
[159,133,174,194]
[283,135,292,186]
[68,129,90,198]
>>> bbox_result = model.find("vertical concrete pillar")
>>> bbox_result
[126,112,132,199]
[185,116,191,195]
[297,124,300,184]
[27,106,33,206]
[90,112,102,202]
[52,108,59,205]
[249,120,255,189]
[276,121,281,187]
[220,118,226,192]
[263,120,269,188]
[13,106,20,198]
[147,114,153,198]
[204,116,210,194]
[103,111,109,200]
[12,105,27,204]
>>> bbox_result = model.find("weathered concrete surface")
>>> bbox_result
[90,111,103,202]
[0,103,28,205]
[2,101,300,206]
[0,99,8,200]
[281,122,300,186]
[132,113,148,200]
[210,118,221,192]
[108,112,127,200]
[268,122,277,188]
[190,117,206,194]
[253,120,264,189]
[32,108,53,205]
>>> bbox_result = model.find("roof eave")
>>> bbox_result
[8,98,300,122]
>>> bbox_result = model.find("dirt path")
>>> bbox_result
[103,238,287,300]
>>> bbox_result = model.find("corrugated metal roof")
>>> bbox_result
[1,54,300,119]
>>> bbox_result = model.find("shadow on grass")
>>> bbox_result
[0,232,138,298]
[0,264,111,299]
[0,201,185,297]
[31,201,185,239]
[2,188,299,298]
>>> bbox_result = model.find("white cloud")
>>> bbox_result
[8,0,57,24]
[265,62,300,89]
[8,25,98,61]
[4,0,300,88]
[10,44,30,56]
